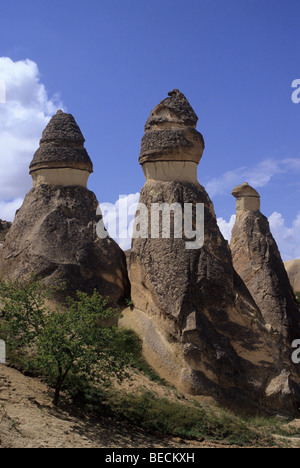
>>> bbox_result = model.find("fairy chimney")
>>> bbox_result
[230,183,300,342]
[120,90,300,414]
[29,110,93,188]
[0,111,130,304]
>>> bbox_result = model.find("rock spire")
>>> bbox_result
[120,91,300,414]
[230,183,300,342]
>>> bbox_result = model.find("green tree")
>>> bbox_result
[0,279,135,406]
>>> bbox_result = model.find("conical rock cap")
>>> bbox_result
[139,89,204,165]
[30,110,93,173]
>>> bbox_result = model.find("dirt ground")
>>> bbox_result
[0,364,235,449]
[2,363,300,449]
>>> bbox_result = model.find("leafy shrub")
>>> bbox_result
[0,278,137,406]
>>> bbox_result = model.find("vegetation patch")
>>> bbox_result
[69,381,285,447]
[0,278,138,406]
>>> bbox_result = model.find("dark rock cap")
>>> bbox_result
[139,90,205,165]
[144,89,199,131]
[30,110,93,173]
[232,182,260,199]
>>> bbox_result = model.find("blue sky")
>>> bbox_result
[0,0,300,259]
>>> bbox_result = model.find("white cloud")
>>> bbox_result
[268,211,300,261]
[0,57,63,220]
[217,214,236,241]
[206,158,300,197]
[100,193,140,251]
[0,198,24,222]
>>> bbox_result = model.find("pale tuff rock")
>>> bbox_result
[232,182,260,211]
[230,183,300,342]
[120,90,300,414]
[285,259,300,293]
[0,112,130,303]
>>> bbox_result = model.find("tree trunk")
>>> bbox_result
[52,366,71,406]
[53,379,62,406]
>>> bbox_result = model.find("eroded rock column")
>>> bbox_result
[230,182,300,342]
[120,91,300,414]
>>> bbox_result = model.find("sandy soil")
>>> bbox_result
[0,364,232,449]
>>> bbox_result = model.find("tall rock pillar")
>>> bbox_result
[120,90,300,414]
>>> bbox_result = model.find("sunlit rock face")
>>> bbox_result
[232,182,261,212]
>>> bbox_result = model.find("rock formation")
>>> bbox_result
[285,259,300,293]
[120,90,300,414]
[230,182,300,342]
[0,111,130,304]
[0,220,12,244]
